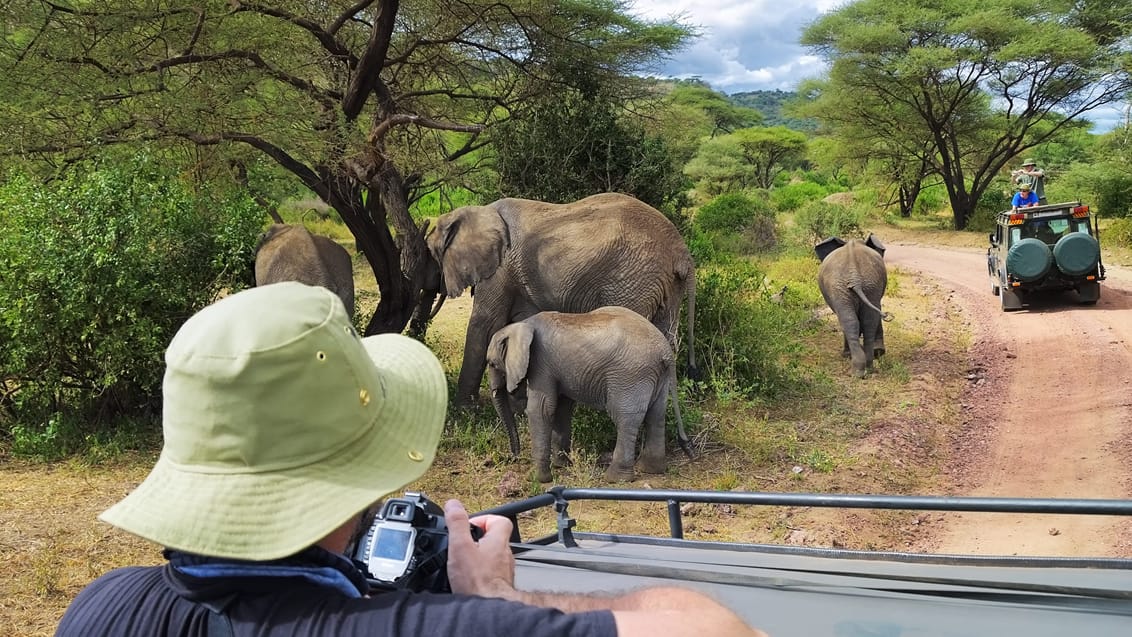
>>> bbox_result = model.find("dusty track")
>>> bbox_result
[888,242,1132,557]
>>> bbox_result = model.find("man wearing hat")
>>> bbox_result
[1013,158,1046,204]
[1012,181,1040,211]
[55,282,763,637]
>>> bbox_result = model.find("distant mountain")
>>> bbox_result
[729,90,818,133]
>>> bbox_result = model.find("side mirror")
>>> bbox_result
[988,232,996,245]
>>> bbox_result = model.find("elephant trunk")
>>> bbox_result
[492,387,521,457]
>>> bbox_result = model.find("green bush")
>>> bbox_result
[770,181,828,212]
[687,260,812,401]
[0,157,264,449]
[694,192,778,256]
[1103,217,1132,247]
[793,200,862,242]
[695,191,772,233]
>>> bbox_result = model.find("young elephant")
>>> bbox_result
[486,306,692,483]
[255,224,355,317]
[815,234,893,377]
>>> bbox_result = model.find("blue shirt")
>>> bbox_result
[1012,191,1039,208]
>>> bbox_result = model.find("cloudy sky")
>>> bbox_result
[630,1,1127,133]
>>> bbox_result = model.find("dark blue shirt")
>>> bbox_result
[55,548,618,636]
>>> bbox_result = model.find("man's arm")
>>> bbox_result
[444,500,766,637]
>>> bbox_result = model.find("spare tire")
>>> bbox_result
[1053,232,1101,276]
[1006,238,1053,282]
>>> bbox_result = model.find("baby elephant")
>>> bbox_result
[815,233,892,377]
[487,306,692,483]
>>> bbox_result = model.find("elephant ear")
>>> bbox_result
[865,233,887,258]
[814,237,846,262]
[428,204,509,298]
[498,323,534,394]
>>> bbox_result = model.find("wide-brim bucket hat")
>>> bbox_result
[100,282,447,560]
[1022,158,1037,166]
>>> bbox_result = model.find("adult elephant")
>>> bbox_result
[815,233,892,378]
[427,192,696,405]
[255,224,355,317]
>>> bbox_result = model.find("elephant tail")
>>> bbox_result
[667,362,694,460]
[850,285,894,322]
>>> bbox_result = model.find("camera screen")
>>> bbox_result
[373,526,413,560]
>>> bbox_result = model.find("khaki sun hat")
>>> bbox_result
[1020,182,1032,190]
[1022,158,1037,166]
[100,282,447,561]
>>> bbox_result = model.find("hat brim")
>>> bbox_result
[100,334,447,561]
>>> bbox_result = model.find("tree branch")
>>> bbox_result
[367,114,484,145]
[342,0,398,120]
[229,2,357,65]
[329,0,378,37]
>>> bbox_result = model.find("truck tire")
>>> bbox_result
[1053,233,1101,276]
[1005,238,1052,283]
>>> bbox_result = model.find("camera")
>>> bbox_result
[351,492,479,593]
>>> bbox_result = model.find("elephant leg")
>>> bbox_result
[605,408,645,482]
[456,306,508,405]
[860,310,882,372]
[873,313,886,358]
[551,397,575,469]
[835,310,868,377]
[638,392,668,475]
[528,391,557,483]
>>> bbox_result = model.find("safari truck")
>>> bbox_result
[987,201,1104,311]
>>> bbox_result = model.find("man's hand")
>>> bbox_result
[444,499,518,600]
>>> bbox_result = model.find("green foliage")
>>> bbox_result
[410,187,480,220]
[728,90,818,132]
[491,89,689,215]
[1058,161,1132,218]
[685,126,808,195]
[1103,217,1132,247]
[690,260,813,401]
[794,200,862,242]
[967,186,1011,233]
[0,156,263,450]
[696,192,774,233]
[770,181,829,212]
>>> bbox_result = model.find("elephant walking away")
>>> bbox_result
[255,224,355,317]
[427,192,697,406]
[486,306,693,483]
[815,234,892,377]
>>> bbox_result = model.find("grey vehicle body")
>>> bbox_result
[987,201,1105,311]
[475,487,1132,637]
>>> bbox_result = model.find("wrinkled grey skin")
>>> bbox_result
[428,193,696,406]
[815,234,889,377]
[255,224,355,316]
[486,306,691,483]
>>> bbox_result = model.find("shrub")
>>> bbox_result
[770,181,828,212]
[696,191,772,233]
[695,192,778,256]
[686,260,812,402]
[0,156,263,449]
[793,200,862,243]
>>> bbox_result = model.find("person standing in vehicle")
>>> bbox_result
[1012,158,1046,204]
[54,282,766,637]
[1012,182,1040,211]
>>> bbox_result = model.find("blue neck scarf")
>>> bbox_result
[166,546,369,599]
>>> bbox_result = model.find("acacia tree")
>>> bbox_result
[802,0,1132,229]
[684,126,807,194]
[0,0,690,335]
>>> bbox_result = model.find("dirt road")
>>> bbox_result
[887,242,1132,557]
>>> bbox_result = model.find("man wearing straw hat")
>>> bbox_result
[55,282,762,637]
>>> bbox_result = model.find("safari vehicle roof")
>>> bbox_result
[480,487,1132,637]
[996,200,1088,224]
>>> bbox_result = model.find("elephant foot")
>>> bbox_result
[638,455,667,475]
[552,453,572,469]
[604,465,636,483]
[535,466,553,484]
[853,368,868,379]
